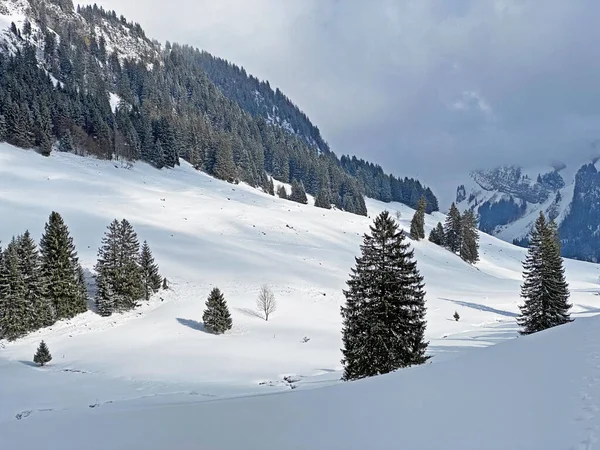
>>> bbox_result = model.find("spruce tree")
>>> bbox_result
[341,211,428,381]
[444,203,462,253]
[428,222,445,246]
[202,287,232,334]
[314,188,332,209]
[277,185,287,200]
[39,212,87,320]
[460,210,480,264]
[95,219,143,315]
[0,239,29,341]
[409,196,427,240]
[16,231,54,330]
[33,340,52,366]
[268,177,275,196]
[518,212,572,335]
[289,179,308,204]
[0,115,6,142]
[139,240,161,301]
[59,130,74,153]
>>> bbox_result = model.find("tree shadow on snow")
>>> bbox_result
[18,360,39,368]
[439,298,518,318]
[236,308,264,320]
[176,318,208,333]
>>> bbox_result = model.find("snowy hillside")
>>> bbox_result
[0,143,599,448]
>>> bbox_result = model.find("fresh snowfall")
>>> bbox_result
[1,143,600,449]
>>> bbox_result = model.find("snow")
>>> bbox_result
[108,92,122,113]
[0,143,599,448]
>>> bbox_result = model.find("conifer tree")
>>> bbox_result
[39,212,87,320]
[444,203,462,253]
[277,185,287,200]
[0,239,29,340]
[17,231,54,329]
[202,287,232,334]
[289,179,308,204]
[409,196,427,240]
[268,177,275,196]
[460,209,480,264]
[59,130,74,153]
[518,212,572,334]
[0,115,6,142]
[95,219,143,315]
[428,222,445,246]
[33,340,52,366]
[341,211,428,381]
[315,188,332,209]
[139,240,161,301]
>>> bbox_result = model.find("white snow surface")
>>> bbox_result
[0,143,599,449]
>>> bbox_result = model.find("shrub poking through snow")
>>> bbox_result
[453,311,460,322]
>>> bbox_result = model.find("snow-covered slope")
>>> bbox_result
[0,143,599,448]
[4,315,600,450]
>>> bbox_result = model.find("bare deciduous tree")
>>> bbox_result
[257,284,276,321]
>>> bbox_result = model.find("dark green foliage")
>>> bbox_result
[268,177,275,196]
[17,231,54,329]
[39,212,87,320]
[453,311,460,321]
[162,277,168,290]
[341,211,428,381]
[409,196,427,240]
[289,179,308,204]
[277,185,287,200]
[428,222,446,246]
[202,287,232,334]
[460,210,480,264]
[59,130,74,152]
[95,219,143,316]
[139,240,161,301]
[477,196,527,234]
[33,340,52,366]
[314,187,332,209]
[518,212,572,335]
[0,239,29,341]
[444,203,462,254]
[0,115,6,142]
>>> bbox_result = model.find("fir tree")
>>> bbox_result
[16,231,54,329]
[444,203,462,253]
[59,130,74,153]
[162,277,169,290]
[95,219,143,315]
[409,196,427,240]
[289,179,308,204]
[460,209,480,264]
[39,212,87,320]
[453,311,460,321]
[518,212,572,335]
[0,239,29,341]
[139,240,161,301]
[428,222,445,246]
[277,185,287,200]
[33,340,52,366]
[202,287,232,334]
[341,211,428,381]
[268,177,275,196]
[0,115,6,142]
[314,188,332,209]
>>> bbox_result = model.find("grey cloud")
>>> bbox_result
[92,0,600,207]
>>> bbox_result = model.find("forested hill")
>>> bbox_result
[0,0,439,215]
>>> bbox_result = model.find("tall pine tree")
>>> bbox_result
[314,187,332,209]
[460,209,480,264]
[39,212,87,320]
[341,211,428,381]
[139,240,161,301]
[0,239,29,341]
[409,196,427,240]
[428,222,446,246]
[289,179,308,204]
[518,212,572,334]
[444,202,462,253]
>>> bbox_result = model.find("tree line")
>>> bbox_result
[0,212,163,341]
[0,3,439,218]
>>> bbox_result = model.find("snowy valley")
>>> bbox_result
[1,143,600,449]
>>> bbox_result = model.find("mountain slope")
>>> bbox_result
[0,141,599,433]
[0,0,437,216]
[457,158,600,262]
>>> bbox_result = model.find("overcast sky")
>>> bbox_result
[91,0,600,206]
